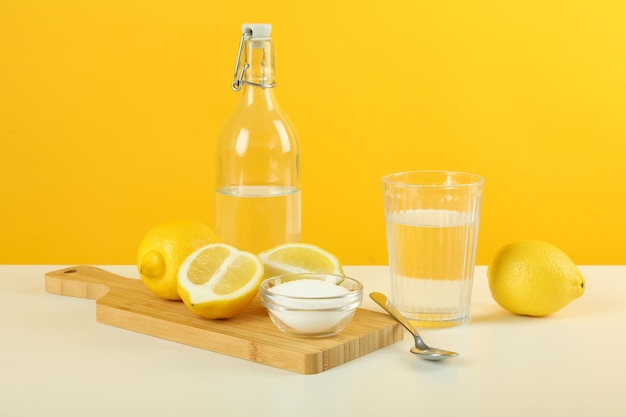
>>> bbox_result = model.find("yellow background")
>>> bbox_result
[1,1,625,266]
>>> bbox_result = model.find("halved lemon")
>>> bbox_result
[177,243,264,319]
[258,243,344,279]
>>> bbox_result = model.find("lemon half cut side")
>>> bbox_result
[258,243,344,279]
[177,243,264,319]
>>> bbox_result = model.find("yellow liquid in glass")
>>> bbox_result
[387,209,479,327]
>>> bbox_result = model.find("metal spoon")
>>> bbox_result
[370,292,459,361]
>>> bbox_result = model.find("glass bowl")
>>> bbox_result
[259,273,363,338]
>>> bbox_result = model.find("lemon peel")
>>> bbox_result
[487,240,586,316]
[137,219,219,300]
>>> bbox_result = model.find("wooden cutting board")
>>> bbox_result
[45,266,403,374]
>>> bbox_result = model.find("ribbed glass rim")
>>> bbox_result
[382,170,484,188]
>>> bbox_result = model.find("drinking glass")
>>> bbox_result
[382,171,484,328]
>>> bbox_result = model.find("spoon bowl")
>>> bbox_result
[370,292,459,361]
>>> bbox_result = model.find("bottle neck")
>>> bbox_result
[238,83,277,111]
[241,37,276,88]
[237,37,279,109]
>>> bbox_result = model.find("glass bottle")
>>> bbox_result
[215,23,301,254]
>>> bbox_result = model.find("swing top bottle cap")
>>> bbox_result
[242,23,272,39]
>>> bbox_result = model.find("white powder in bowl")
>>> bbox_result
[267,279,356,335]
[271,279,350,298]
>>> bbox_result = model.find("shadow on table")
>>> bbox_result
[469,302,541,324]
[469,292,615,324]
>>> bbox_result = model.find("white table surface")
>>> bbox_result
[1,264,624,417]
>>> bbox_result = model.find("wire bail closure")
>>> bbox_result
[231,29,275,91]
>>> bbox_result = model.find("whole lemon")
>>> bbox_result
[137,219,219,300]
[487,240,586,316]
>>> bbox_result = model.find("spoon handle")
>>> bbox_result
[369,292,419,338]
